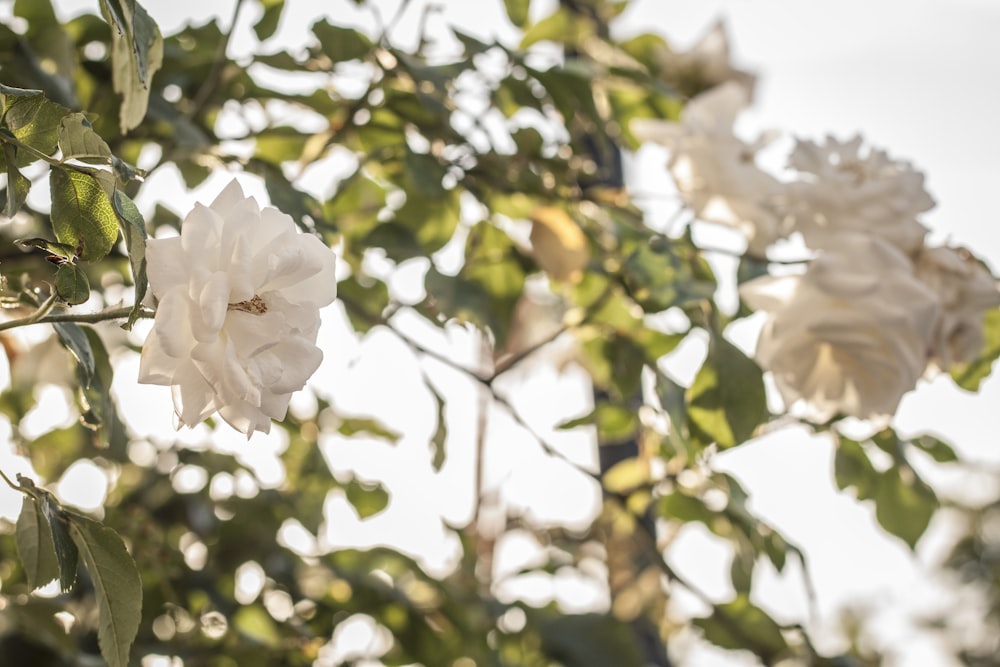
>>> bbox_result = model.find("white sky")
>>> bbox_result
[6,1,1000,665]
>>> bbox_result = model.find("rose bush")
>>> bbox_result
[138,179,337,436]
[741,235,939,421]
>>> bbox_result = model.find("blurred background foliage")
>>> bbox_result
[0,0,997,665]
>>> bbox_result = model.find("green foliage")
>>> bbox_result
[0,1,989,666]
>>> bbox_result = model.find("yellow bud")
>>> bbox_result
[529,206,590,283]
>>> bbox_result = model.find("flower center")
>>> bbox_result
[228,295,268,314]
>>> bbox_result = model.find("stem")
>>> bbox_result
[0,304,153,333]
[0,131,62,167]
[0,467,23,493]
[185,0,245,121]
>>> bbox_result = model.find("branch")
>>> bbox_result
[0,304,153,332]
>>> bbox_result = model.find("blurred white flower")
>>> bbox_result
[139,179,337,436]
[785,135,933,254]
[655,20,756,98]
[741,235,938,422]
[632,82,786,256]
[915,245,1000,370]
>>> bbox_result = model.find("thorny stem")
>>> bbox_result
[0,304,153,333]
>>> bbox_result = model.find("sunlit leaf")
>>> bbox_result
[312,20,371,63]
[57,112,112,163]
[49,168,119,262]
[68,513,142,667]
[874,466,937,550]
[950,308,1000,392]
[686,336,766,448]
[503,0,531,28]
[344,477,390,519]
[99,0,164,133]
[338,417,401,444]
[694,594,787,658]
[1,84,70,166]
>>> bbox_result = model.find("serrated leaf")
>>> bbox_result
[53,321,96,389]
[344,478,389,519]
[16,497,60,590]
[99,0,164,133]
[55,263,91,305]
[312,20,371,63]
[69,514,142,667]
[57,113,112,163]
[874,466,937,550]
[686,336,766,448]
[2,142,30,217]
[49,168,119,262]
[38,492,78,592]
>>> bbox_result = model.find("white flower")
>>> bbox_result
[139,179,337,436]
[740,235,939,422]
[784,135,933,254]
[632,82,786,255]
[914,245,1000,370]
[655,20,756,98]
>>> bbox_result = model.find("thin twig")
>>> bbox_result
[185,0,246,121]
[0,304,152,333]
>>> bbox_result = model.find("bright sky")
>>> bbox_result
[4,1,1000,665]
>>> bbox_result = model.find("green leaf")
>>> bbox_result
[68,514,142,667]
[622,239,716,313]
[520,7,571,49]
[503,0,531,27]
[538,613,647,667]
[49,168,119,262]
[53,322,96,389]
[54,263,91,305]
[694,594,787,659]
[874,466,937,550]
[337,417,401,444]
[16,497,60,590]
[429,387,448,471]
[344,477,390,520]
[99,0,164,133]
[1,85,71,166]
[38,492,78,592]
[57,113,112,163]
[911,434,959,463]
[312,20,372,63]
[950,308,1000,391]
[686,336,767,448]
[253,0,284,41]
[2,143,30,217]
[16,236,79,260]
[834,436,877,501]
[109,188,148,327]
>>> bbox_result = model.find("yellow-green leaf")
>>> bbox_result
[99,0,164,133]
[49,168,119,262]
[686,336,767,448]
[57,112,112,163]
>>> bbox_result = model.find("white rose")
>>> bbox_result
[632,82,786,255]
[784,135,932,254]
[914,245,1000,370]
[740,235,939,422]
[139,179,337,436]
